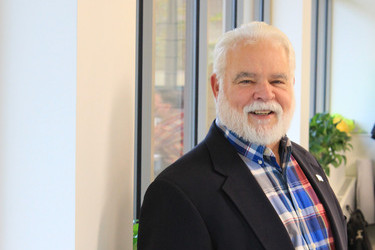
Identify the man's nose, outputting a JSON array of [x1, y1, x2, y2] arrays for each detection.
[[253, 81, 275, 101]]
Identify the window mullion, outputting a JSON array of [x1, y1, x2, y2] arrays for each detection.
[[196, 0, 209, 143], [223, 0, 236, 31], [139, 0, 155, 208], [184, 0, 199, 152]]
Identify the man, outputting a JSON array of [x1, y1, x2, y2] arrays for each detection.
[[138, 22, 347, 250]]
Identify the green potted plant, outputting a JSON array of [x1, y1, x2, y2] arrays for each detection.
[[309, 113, 354, 176]]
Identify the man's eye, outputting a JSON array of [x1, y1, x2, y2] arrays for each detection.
[[271, 80, 284, 84], [239, 80, 254, 84]]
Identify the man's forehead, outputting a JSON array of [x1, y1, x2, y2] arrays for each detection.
[[233, 71, 289, 80]]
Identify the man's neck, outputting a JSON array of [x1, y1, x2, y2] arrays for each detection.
[[267, 141, 281, 166]]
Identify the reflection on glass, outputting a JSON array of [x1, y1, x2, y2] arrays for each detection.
[[153, 0, 186, 176]]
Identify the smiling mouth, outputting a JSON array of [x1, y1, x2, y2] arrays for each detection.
[[250, 110, 274, 115]]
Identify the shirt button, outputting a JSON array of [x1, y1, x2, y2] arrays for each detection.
[[258, 160, 263, 165]]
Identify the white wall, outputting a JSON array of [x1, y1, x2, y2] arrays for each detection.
[[76, 0, 136, 249], [271, 0, 312, 149], [0, 0, 76, 249], [0, 0, 136, 249], [331, 0, 375, 135]]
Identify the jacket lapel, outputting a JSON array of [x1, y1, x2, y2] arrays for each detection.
[[204, 123, 294, 250], [292, 143, 347, 250]]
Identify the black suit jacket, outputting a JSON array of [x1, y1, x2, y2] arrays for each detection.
[[138, 122, 347, 250]]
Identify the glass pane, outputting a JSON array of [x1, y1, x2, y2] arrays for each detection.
[[206, 0, 224, 131], [237, 0, 255, 26], [153, 0, 186, 176]]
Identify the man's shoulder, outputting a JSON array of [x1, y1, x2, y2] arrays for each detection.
[[291, 141, 309, 155], [150, 140, 227, 202], [156, 123, 226, 180], [156, 141, 213, 181]]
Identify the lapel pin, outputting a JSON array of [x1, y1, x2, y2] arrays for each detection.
[[316, 174, 324, 182]]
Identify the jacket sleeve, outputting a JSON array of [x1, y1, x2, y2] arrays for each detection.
[[138, 179, 212, 250]]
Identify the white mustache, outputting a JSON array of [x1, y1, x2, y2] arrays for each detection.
[[243, 101, 282, 114]]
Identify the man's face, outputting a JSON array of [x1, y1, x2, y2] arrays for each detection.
[[211, 40, 295, 146]]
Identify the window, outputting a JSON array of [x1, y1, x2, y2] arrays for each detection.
[[153, 0, 186, 176], [310, 0, 332, 116], [135, 0, 270, 218]]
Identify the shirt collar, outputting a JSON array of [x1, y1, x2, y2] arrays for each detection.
[[215, 119, 292, 168]]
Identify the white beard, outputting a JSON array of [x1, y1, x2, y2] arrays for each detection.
[[216, 90, 294, 146]]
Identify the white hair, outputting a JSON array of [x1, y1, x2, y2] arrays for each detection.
[[212, 21, 295, 85]]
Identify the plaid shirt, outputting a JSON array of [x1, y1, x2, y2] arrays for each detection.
[[216, 120, 335, 250]]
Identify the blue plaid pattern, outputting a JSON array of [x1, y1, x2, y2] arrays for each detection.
[[216, 120, 335, 250]]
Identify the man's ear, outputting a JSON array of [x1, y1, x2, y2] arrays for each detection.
[[211, 74, 220, 100]]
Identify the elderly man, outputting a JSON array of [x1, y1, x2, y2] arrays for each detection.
[[138, 22, 347, 250]]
